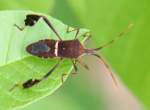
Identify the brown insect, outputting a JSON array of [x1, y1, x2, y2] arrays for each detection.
[[10, 14, 133, 91]]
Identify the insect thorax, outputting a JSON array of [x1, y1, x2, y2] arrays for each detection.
[[57, 39, 84, 58]]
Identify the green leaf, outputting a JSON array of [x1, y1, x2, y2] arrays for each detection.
[[67, 0, 150, 109], [0, 10, 89, 110], [0, 0, 55, 13]]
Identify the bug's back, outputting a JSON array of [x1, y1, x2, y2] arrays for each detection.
[[26, 39, 84, 59], [58, 39, 84, 58]]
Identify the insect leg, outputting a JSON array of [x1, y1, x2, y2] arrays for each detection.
[[14, 24, 25, 31], [61, 59, 89, 83], [82, 32, 92, 45], [76, 59, 89, 70], [71, 59, 78, 72], [15, 14, 62, 40], [66, 26, 79, 33], [66, 26, 80, 39], [61, 73, 67, 83], [61, 59, 78, 83], [66, 26, 92, 43], [10, 58, 63, 91], [42, 58, 63, 79], [40, 16, 62, 40], [23, 58, 63, 89], [24, 58, 63, 88], [13, 14, 41, 31], [25, 14, 62, 40]]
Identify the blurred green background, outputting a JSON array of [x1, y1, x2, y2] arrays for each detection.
[[0, 0, 150, 110]]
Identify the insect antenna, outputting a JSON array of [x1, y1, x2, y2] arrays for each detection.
[[93, 23, 133, 51], [91, 54, 117, 86], [83, 23, 133, 86]]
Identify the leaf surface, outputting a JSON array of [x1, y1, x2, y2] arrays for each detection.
[[67, 0, 150, 109], [0, 10, 89, 110]]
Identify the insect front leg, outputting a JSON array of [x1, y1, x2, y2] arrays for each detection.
[[66, 26, 92, 44], [14, 14, 41, 31], [66, 26, 80, 39]]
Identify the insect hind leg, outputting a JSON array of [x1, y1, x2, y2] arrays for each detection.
[[14, 14, 41, 31], [24, 14, 41, 26], [14, 14, 62, 40], [14, 24, 25, 31], [26, 14, 62, 40], [9, 58, 63, 91]]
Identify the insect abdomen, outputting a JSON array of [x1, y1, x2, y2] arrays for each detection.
[[26, 39, 56, 58]]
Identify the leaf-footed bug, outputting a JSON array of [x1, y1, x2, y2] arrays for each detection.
[[10, 14, 133, 91]]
